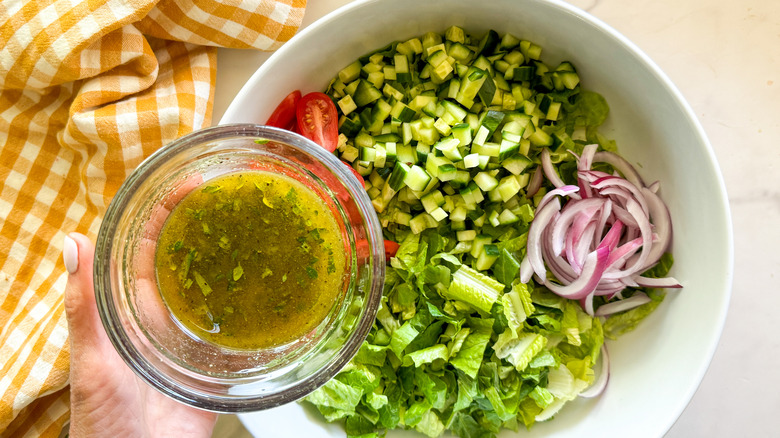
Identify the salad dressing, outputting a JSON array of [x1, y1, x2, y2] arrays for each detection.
[[155, 171, 346, 350]]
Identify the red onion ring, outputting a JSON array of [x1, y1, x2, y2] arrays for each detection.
[[527, 165, 543, 198]]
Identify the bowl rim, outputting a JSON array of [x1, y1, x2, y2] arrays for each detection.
[[221, 0, 734, 432]]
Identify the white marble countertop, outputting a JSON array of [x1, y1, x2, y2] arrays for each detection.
[[211, 0, 780, 435]]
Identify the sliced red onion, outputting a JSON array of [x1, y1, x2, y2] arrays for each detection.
[[578, 144, 598, 171], [634, 276, 682, 289], [619, 275, 640, 288], [519, 253, 534, 284], [581, 291, 596, 316], [527, 165, 543, 198], [536, 185, 580, 212], [525, 146, 680, 320], [545, 246, 610, 300], [578, 169, 613, 184], [579, 345, 610, 398], [594, 279, 629, 297], [648, 180, 661, 193], [526, 198, 562, 280], [592, 176, 649, 216], [595, 291, 652, 317], [571, 221, 598, 273], [640, 186, 673, 266], [598, 220, 624, 252], [592, 151, 645, 187], [541, 148, 566, 188], [551, 197, 604, 256], [594, 199, 613, 246], [577, 145, 599, 198], [610, 207, 639, 230], [544, 234, 578, 283], [600, 200, 652, 280]]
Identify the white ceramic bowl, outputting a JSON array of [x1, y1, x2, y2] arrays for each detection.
[[221, 0, 733, 436]]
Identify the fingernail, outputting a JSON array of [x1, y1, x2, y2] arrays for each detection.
[[63, 234, 79, 274]]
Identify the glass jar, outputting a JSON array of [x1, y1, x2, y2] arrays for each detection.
[[94, 124, 385, 412]]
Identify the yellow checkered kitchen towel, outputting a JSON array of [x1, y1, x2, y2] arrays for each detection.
[[0, 0, 306, 435]]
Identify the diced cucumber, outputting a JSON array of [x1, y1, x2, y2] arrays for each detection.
[[476, 30, 499, 56], [338, 60, 362, 83], [498, 208, 519, 225], [479, 110, 505, 137], [475, 244, 500, 271], [359, 146, 377, 162], [445, 25, 466, 43], [463, 153, 480, 168], [429, 207, 448, 222], [434, 137, 462, 161], [477, 74, 497, 106], [403, 165, 432, 191], [502, 155, 532, 175], [415, 143, 430, 163], [496, 175, 522, 202], [388, 161, 410, 190], [528, 128, 553, 147], [385, 142, 397, 162], [390, 101, 416, 122], [421, 190, 445, 213], [374, 144, 388, 168], [472, 125, 490, 146], [456, 229, 477, 241], [451, 123, 472, 147], [455, 67, 488, 108], [469, 235, 493, 258], [473, 172, 499, 192], [397, 144, 416, 164], [338, 95, 358, 116], [498, 139, 519, 161], [471, 142, 499, 157], [354, 79, 383, 107], [394, 54, 411, 83], [339, 114, 362, 137], [409, 212, 438, 234], [383, 83, 404, 101], [326, 28, 611, 275], [342, 145, 359, 163]]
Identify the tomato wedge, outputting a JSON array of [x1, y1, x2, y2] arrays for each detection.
[[296, 92, 339, 152], [384, 240, 399, 261], [266, 90, 301, 131], [355, 239, 399, 263]]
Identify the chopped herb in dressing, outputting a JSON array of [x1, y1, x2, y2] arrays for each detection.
[[155, 171, 347, 350]]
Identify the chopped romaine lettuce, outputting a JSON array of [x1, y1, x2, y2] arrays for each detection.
[[305, 229, 608, 437]]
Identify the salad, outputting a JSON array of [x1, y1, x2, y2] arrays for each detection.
[[265, 26, 680, 438]]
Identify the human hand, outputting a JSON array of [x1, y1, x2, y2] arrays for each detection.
[[63, 232, 217, 438]]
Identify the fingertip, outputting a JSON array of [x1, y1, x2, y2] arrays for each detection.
[[64, 233, 97, 326], [66, 232, 95, 263], [63, 234, 79, 274]]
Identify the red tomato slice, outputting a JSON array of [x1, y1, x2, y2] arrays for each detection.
[[296, 92, 339, 152], [355, 239, 399, 263], [266, 90, 301, 130], [384, 240, 400, 261]]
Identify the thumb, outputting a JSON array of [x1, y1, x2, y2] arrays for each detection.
[[63, 232, 108, 353]]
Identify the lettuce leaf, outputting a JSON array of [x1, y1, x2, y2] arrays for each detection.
[[445, 265, 504, 314]]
